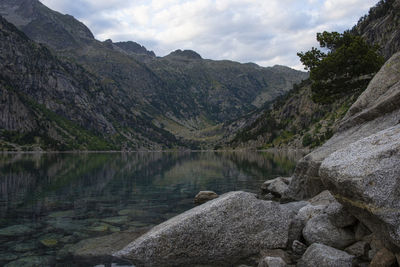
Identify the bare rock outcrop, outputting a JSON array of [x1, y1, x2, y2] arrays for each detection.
[[114, 192, 297, 267]]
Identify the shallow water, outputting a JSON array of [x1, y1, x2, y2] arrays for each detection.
[[0, 151, 304, 266]]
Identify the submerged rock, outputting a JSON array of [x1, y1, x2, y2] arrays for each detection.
[[0, 225, 34, 237], [298, 243, 354, 267], [68, 231, 143, 265], [4, 256, 55, 267], [114, 191, 297, 266], [194, 191, 219, 204], [101, 216, 129, 226]]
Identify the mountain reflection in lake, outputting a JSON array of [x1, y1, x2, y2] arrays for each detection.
[[0, 151, 304, 266]]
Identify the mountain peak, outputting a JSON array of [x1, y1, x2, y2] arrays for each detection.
[[0, 0, 94, 49], [113, 41, 156, 57], [167, 49, 202, 60]]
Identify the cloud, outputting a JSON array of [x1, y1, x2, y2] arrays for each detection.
[[40, 0, 379, 69]]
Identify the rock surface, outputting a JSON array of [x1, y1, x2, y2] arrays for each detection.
[[302, 214, 355, 249], [258, 256, 287, 267], [194, 191, 219, 204], [114, 191, 296, 266], [320, 125, 400, 249], [260, 177, 291, 199], [67, 231, 144, 265], [298, 243, 355, 267], [370, 248, 396, 267]]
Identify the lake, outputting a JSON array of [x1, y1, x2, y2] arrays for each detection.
[[0, 151, 304, 266]]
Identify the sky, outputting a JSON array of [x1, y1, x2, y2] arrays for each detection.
[[41, 0, 379, 70]]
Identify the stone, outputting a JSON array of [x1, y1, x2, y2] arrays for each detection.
[[87, 223, 109, 233], [307, 190, 336, 206], [320, 125, 400, 249], [0, 253, 18, 262], [258, 256, 287, 267], [370, 248, 396, 267], [292, 240, 307, 256], [117, 208, 155, 218], [355, 222, 372, 241], [261, 177, 292, 200], [325, 201, 356, 228], [0, 225, 34, 237], [298, 243, 355, 267], [12, 241, 37, 252], [4, 256, 55, 267], [260, 249, 291, 265], [303, 214, 355, 249], [47, 210, 75, 218], [39, 233, 63, 248], [101, 216, 129, 226], [344, 241, 369, 258], [194, 191, 219, 204], [68, 231, 143, 264], [281, 201, 308, 214], [114, 191, 297, 266]]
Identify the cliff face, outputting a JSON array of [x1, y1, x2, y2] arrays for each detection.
[[353, 0, 400, 60]]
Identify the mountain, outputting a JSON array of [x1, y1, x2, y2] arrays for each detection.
[[0, 16, 181, 151], [0, 0, 307, 150], [352, 0, 400, 60], [228, 0, 400, 150]]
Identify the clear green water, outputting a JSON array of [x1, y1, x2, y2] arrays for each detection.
[[0, 151, 303, 266]]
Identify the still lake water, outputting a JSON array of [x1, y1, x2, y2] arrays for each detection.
[[0, 151, 304, 266]]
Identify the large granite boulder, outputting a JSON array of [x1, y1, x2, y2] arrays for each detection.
[[298, 243, 355, 267], [194, 191, 219, 204], [320, 125, 400, 249], [114, 191, 297, 266], [283, 51, 400, 201], [302, 214, 355, 249]]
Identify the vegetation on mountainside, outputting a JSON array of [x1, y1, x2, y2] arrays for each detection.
[[230, 28, 385, 149], [297, 31, 384, 104], [355, 0, 396, 33]]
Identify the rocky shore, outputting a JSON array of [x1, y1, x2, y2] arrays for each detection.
[[83, 52, 400, 266]]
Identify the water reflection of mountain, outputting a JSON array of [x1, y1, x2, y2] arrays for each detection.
[[0, 151, 302, 220]]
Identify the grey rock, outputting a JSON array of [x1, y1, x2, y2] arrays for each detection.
[[281, 201, 308, 214], [194, 191, 219, 205], [355, 222, 372, 241], [344, 241, 370, 258], [68, 231, 143, 263], [260, 249, 292, 265], [320, 125, 400, 249], [0, 224, 34, 237], [303, 214, 355, 249], [261, 177, 291, 199], [326, 201, 356, 228], [292, 240, 307, 256], [4, 256, 55, 267], [258, 256, 287, 267], [298, 243, 355, 267], [114, 191, 296, 266]]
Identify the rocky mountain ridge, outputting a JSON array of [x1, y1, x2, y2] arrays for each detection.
[[0, 0, 307, 150]]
